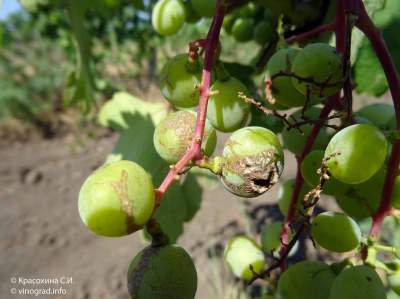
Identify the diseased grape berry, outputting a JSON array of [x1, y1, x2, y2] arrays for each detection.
[[191, 0, 216, 18], [207, 77, 251, 132], [153, 110, 217, 164], [281, 107, 331, 156], [266, 48, 320, 108], [328, 266, 386, 299], [300, 150, 348, 195], [356, 103, 395, 130], [159, 54, 202, 108], [292, 43, 342, 98], [311, 212, 361, 252], [278, 261, 337, 299], [78, 160, 155, 237], [325, 124, 388, 184], [221, 126, 284, 198], [231, 18, 254, 42], [254, 21, 274, 45], [277, 178, 310, 217], [152, 0, 186, 36], [128, 244, 197, 299], [224, 236, 266, 281]]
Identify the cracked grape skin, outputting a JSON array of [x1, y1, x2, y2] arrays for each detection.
[[128, 244, 197, 299], [311, 212, 361, 253], [78, 160, 155, 237], [325, 124, 388, 184], [224, 236, 266, 281], [153, 110, 217, 164], [151, 0, 186, 36], [221, 126, 284, 198], [159, 54, 202, 108]]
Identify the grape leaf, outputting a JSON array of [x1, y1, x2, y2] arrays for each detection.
[[98, 92, 204, 242], [354, 0, 400, 96]]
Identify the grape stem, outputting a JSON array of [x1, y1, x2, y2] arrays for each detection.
[[286, 22, 336, 44], [155, 2, 226, 204]]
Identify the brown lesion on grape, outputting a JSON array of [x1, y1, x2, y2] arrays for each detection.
[[222, 150, 283, 197], [110, 170, 140, 233]]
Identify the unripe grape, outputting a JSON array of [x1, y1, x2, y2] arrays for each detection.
[[78, 160, 155, 237], [231, 18, 254, 43], [311, 212, 361, 252], [191, 0, 216, 18], [281, 107, 331, 156], [207, 77, 251, 132], [325, 124, 388, 184], [292, 43, 342, 98], [260, 221, 297, 256], [277, 179, 310, 217], [356, 103, 395, 130], [388, 271, 400, 295], [159, 54, 202, 108], [224, 236, 266, 281], [278, 261, 337, 299], [221, 127, 284, 198], [222, 14, 236, 34], [300, 150, 348, 195], [328, 266, 386, 299], [387, 115, 397, 130], [266, 48, 320, 108], [128, 244, 197, 299], [254, 21, 274, 45], [152, 0, 186, 36], [153, 111, 217, 164]]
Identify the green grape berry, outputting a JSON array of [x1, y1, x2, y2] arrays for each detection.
[[153, 110, 216, 164], [325, 124, 388, 184], [152, 0, 186, 36], [281, 107, 331, 156], [356, 103, 395, 130], [128, 244, 197, 299], [221, 126, 284, 198], [231, 18, 254, 43], [300, 150, 348, 195], [278, 261, 337, 299], [266, 48, 318, 108], [277, 178, 310, 217], [224, 236, 266, 281], [254, 21, 274, 45], [261, 221, 296, 255], [388, 271, 400, 295], [159, 54, 202, 108], [78, 160, 155, 237], [311, 212, 361, 252], [191, 0, 216, 18], [207, 77, 251, 132], [292, 43, 342, 98], [328, 266, 386, 299]]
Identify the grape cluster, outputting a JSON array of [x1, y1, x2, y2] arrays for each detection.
[[77, 1, 400, 298]]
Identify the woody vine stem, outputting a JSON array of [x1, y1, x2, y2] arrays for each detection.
[[153, 0, 400, 280]]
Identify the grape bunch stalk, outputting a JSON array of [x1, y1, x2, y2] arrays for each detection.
[[77, 0, 400, 298]]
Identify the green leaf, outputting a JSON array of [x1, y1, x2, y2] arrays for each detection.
[[98, 92, 205, 242]]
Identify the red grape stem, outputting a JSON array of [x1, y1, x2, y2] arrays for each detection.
[[286, 22, 336, 44], [154, 2, 226, 205], [355, 1, 400, 238]]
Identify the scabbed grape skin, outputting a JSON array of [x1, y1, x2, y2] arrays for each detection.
[[328, 266, 386, 299], [278, 261, 337, 299], [152, 0, 186, 36], [221, 126, 284, 198], [325, 124, 388, 184], [153, 110, 216, 164], [224, 236, 266, 281], [311, 212, 361, 252], [78, 160, 155, 237], [292, 43, 342, 98], [159, 54, 201, 108], [266, 48, 316, 108], [128, 245, 197, 299], [207, 77, 251, 133]]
